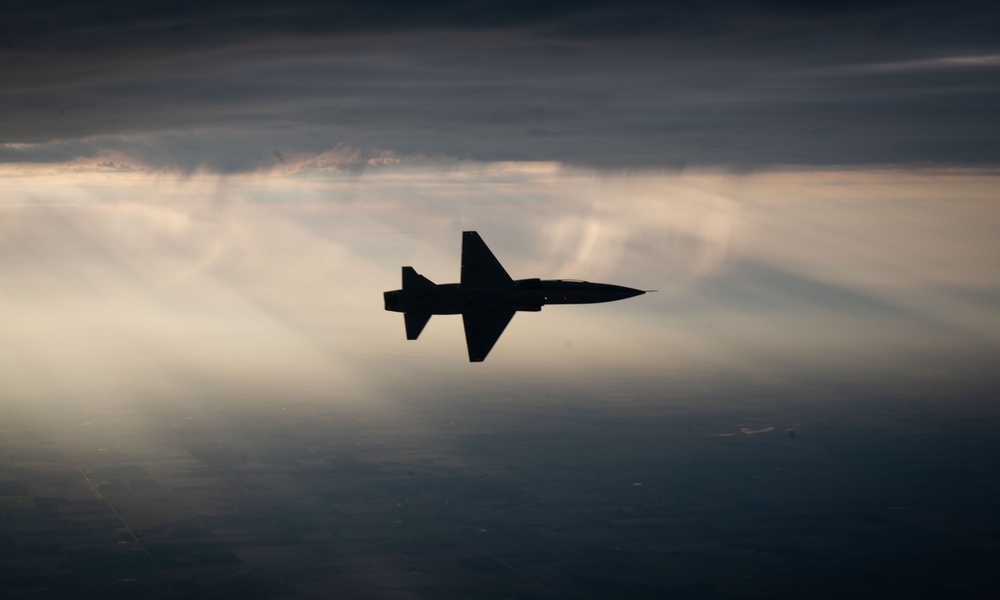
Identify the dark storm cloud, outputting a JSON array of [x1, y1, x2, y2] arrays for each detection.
[[5, 1, 998, 49], [2, 1, 999, 171]]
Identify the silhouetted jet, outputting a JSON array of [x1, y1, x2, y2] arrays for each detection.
[[384, 231, 646, 362]]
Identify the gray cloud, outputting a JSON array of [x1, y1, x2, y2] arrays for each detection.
[[2, 2, 999, 171], [5, 2, 998, 50]]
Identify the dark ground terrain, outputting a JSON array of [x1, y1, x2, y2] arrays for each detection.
[[2, 376, 999, 599]]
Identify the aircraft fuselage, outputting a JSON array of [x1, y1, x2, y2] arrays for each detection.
[[384, 279, 644, 315]]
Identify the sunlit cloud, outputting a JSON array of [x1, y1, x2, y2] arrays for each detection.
[[3, 163, 998, 412]]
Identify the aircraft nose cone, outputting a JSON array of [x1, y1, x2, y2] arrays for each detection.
[[606, 285, 645, 300], [620, 286, 645, 299]]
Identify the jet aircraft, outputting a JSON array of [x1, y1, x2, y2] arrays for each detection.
[[384, 231, 646, 362]]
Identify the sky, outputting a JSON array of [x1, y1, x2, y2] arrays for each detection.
[[3, 3, 1000, 598], [3, 1, 1000, 171], [2, 2, 1000, 406]]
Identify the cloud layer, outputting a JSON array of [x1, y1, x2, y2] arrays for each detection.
[[3, 166, 998, 406], [3, 1, 999, 171]]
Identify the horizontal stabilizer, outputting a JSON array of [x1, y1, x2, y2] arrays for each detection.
[[405, 313, 432, 340], [403, 266, 435, 290]]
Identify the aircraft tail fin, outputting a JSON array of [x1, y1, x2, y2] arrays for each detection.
[[402, 266, 435, 290], [461, 231, 513, 288], [405, 312, 432, 340]]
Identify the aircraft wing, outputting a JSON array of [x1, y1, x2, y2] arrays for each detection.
[[463, 310, 515, 362], [461, 231, 513, 288]]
